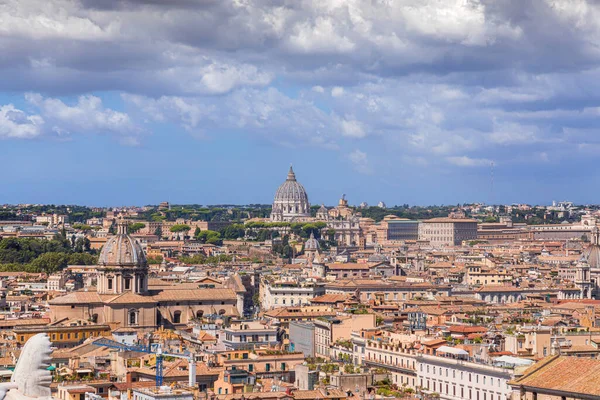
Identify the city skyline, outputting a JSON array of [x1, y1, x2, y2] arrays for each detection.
[[4, 1, 600, 205]]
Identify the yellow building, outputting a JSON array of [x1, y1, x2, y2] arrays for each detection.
[[14, 318, 112, 348]]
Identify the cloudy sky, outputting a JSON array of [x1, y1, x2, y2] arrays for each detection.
[[3, 0, 600, 206]]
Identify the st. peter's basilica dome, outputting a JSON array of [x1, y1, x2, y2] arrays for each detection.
[[270, 165, 310, 221]]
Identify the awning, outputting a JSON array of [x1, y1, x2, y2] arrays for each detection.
[[76, 369, 93, 374], [437, 346, 469, 356], [493, 356, 534, 367]]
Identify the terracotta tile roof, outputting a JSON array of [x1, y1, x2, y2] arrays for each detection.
[[105, 292, 157, 305], [448, 325, 487, 334], [112, 381, 155, 391], [152, 288, 236, 301], [310, 294, 349, 303], [512, 356, 600, 395], [0, 318, 50, 327], [48, 291, 103, 305]]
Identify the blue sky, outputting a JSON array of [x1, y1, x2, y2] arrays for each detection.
[[3, 0, 600, 206]]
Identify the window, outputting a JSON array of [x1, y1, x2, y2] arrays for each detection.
[[129, 310, 138, 325], [107, 279, 113, 290], [265, 363, 271, 372], [125, 278, 131, 290], [173, 311, 182, 324]]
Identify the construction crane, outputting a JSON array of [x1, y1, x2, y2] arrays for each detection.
[[92, 337, 196, 387]]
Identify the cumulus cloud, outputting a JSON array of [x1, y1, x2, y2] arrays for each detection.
[[0, 105, 43, 139], [1, 0, 600, 166], [0, 93, 140, 144]]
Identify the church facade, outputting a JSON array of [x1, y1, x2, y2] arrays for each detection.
[[49, 219, 242, 330]]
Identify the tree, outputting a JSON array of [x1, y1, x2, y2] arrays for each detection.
[[30, 252, 69, 273], [128, 222, 146, 234], [147, 255, 164, 264], [220, 224, 245, 240], [154, 226, 162, 238], [196, 230, 222, 245], [74, 237, 85, 253], [83, 237, 91, 252], [169, 224, 191, 233]]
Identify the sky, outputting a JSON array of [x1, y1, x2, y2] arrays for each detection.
[[3, 0, 600, 207]]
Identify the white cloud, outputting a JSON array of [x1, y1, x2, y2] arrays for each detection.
[[348, 149, 372, 174], [3, 0, 600, 169], [0, 104, 43, 139], [331, 86, 345, 97], [0, 93, 141, 143], [25, 93, 139, 140], [339, 117, 366, 138], [446, 156, 493, 167]]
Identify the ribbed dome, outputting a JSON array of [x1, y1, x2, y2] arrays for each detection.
[[583, 227, 600, 269], [305, 232, 320, 251], [270, 165, 310, 221], [98, 219, 147, 267], [274, 167, 309, 203]]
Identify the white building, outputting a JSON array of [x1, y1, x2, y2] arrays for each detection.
[[416, 352, 515, 400], [261, 280, 325, 310], [222, 321, 279, 350], [131, 387, 193, 400], [419, 217, 478, 247]]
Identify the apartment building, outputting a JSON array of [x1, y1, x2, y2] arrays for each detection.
[[222, 321, 279, 350], [417, 353, 514, 400], [364, 339, 418, 388], [314, 314, 376, 359], [261, 280, 325, 310]]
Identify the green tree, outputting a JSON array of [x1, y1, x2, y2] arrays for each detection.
[[128, 222, 146, 233], [196, 230, 222, 245], [147, 255, 164, 264], [30, 252, 69, 273], [169, 224, 191, 233]]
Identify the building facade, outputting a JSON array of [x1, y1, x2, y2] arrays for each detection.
[[419, 217, 478, 246]]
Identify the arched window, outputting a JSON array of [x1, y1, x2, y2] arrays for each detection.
[[219, 309, 226, 315], [173, 311, 181, 324], [128, 309, 138, 326], [91, 314, 98, 323], [196, 310, 204, 319]]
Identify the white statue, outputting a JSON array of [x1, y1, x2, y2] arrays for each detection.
[[0, 334, 54, 400]]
